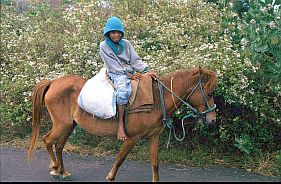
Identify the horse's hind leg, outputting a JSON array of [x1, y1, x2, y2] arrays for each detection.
[[106, 137, 139, 181], [54, 122, 76, 180], [149, 135, 160, 182], [43, 121, 75, 179], [43, 128, 60, 176]]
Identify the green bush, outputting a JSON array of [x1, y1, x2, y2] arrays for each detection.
[[241, 0, 281, 82], [216, 0, 280, 154], [0, 0, 280, 175]]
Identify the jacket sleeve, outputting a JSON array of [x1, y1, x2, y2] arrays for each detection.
[[99, 42, 127, 75], [127, 41, 149, 73]]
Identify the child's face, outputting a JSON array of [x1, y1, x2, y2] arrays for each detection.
[[109, 31, 122, 43]]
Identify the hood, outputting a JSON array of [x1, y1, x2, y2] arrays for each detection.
[[103, 16, 125, 38]]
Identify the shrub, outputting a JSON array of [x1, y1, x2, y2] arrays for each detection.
[[215, 0, 281, 153], [0, 0, 280, 163]]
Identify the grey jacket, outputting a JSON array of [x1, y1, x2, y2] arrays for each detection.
[[99, 39, 149, 75]]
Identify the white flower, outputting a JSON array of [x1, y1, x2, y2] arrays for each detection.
[[224, 29, 228, 34], [269, 21, 277, 29], [261, 7, 268, 13], [250, 19, 256, 24], [231, 12, 237, 17], [267, 4, 273, 9], [274, 4, 280, 12], [241, 38, 248, 46], [249, 89, 254, 95]]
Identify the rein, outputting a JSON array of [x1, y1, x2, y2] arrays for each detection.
[[156, 77, 216, 148]]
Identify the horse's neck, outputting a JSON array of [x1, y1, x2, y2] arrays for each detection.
[[159, 70, 197, 116]]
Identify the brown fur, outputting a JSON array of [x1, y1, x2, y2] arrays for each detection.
[[28, 66, 217, 181]]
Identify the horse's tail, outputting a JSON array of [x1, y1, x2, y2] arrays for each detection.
[[28, 80, 51, 161]]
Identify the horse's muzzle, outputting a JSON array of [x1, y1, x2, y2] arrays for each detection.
[[205, 112, 216, 125]]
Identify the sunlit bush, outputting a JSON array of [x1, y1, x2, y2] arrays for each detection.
[[0, 0, 280, 155], [218, 0, 280, 153]]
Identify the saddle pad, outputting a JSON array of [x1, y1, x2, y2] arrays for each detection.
[[127, 73, 154, 113]]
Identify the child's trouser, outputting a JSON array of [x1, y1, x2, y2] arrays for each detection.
[[108, 72, 132, 105]]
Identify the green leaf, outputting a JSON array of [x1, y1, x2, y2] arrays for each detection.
[[267, 64, 281, 75], [254, 44, 268, 52], [271, 36, 279, 45], [241, 49, 251, 58], [234, 143, 250, 154]]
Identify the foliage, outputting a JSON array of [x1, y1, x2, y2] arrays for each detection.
[[234, 134, 255, 154], [213, 0, 281, 154], [240, 0, 281, 82], [0, 0, 280, 176]]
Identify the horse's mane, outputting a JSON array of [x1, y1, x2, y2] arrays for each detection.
[[159, 67, 217, 92]]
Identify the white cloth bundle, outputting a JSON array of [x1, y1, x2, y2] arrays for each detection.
[[77, 68, 116, 119]]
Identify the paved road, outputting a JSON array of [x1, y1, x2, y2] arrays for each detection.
[[0, 147, 280, 182]]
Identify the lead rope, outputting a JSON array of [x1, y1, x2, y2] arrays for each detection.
[[170, 77, 186, 141], [158, 80, 189, 148], [156, 77, 217, 148]]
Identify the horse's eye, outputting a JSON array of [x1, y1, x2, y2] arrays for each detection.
[[207, 93, 213, 97]]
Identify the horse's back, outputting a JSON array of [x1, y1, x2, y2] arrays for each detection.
[[44, 75, 87, 106]]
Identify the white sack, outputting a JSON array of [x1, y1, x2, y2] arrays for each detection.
[[77, 67, 116, 119]]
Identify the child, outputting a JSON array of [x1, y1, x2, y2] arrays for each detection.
[[99, 16, 157, 141]]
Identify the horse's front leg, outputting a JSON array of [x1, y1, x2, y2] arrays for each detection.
[[149, 135, 160, 182], [106, 137, 139, 181]]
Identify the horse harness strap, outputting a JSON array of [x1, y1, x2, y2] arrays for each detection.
[[157, 81, 173, 129], [156, 78, 199, 117]]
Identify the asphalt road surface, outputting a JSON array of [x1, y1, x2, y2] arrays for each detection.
[[0, 147, 280, 182]]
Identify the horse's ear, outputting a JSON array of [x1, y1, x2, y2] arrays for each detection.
[[199, 66, 208, 82]]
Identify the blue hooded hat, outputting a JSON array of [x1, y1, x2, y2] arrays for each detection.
[[103, 16, 125, 36], [103, 16, 125, 55]]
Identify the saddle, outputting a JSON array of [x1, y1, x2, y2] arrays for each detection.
[[78, 68, 154, 119], [126, 73, 154, 113]]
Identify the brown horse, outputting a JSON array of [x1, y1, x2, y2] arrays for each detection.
[[28, 66, 217, 182]]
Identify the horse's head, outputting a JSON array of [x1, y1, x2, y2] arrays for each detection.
[[186, 66, 217, 125]]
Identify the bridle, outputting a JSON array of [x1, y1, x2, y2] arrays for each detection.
[[157, 76, 216, 125], [156, 75, 216, 147], [184, 76, 217, 119]]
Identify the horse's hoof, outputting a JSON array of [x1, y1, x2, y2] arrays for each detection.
[[50, 170, 60, 180], [106, 175, 115, 182], [62, 171, 74, 181], [62, 175, 74, 181]]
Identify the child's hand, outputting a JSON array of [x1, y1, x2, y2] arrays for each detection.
[[127, 72, 142, 80], [148, 71, 159, 80], [133, 72, 142, 80]]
